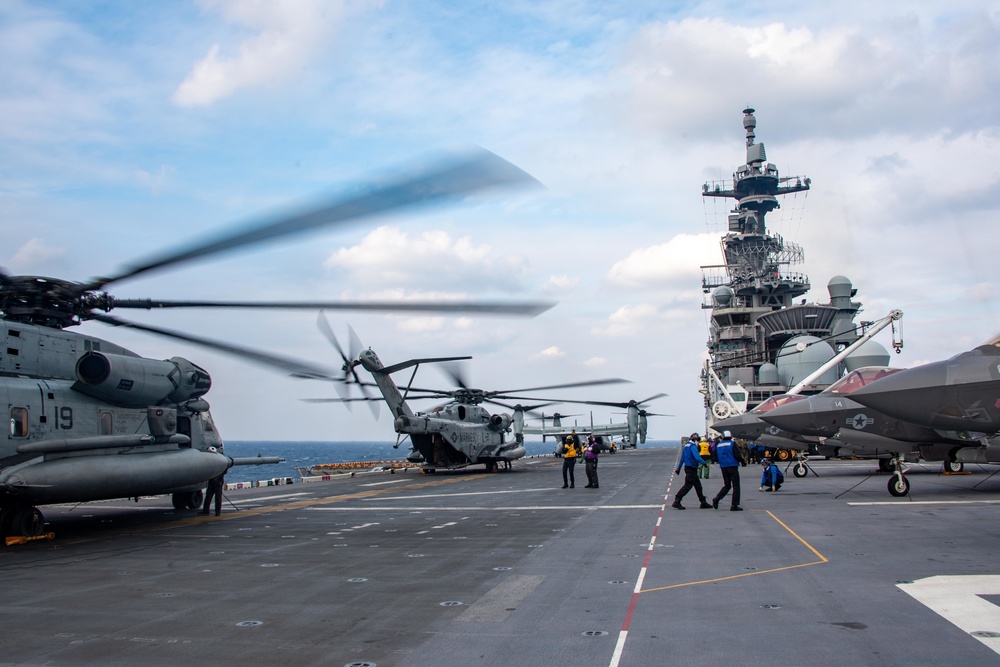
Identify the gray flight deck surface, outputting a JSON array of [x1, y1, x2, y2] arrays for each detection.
[[3, 449, 1000, 666]]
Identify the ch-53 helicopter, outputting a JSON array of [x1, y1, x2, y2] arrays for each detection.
[[308, 323, 628, 473], [0, 149, 550, 537]]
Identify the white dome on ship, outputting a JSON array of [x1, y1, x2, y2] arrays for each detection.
[[828, 275, 853, 299], [758, 362, 779, 385], [712, 286, 735, 307], [776, 335, 837, 386], [844, 339, 890, 372]]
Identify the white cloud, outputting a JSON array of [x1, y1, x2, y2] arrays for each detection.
[[134, 165, 175, 195], [584, 356, 607, 366], [605, 233, 719, 290], [8, 238, 66, 272], [537, 346, 565, 358], [541, 275, 580, 293], [325, 225, 529, 292], [173, 0, 375, 107]]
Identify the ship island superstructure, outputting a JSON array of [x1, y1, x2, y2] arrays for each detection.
[[699, 108, 882, 433]]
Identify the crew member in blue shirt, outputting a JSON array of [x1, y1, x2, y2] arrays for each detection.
[[711, 430, 745, 511], [759, 458, 784, 492], [672, 433, 712, 510]]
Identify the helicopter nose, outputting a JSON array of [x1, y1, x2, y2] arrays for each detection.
[[759, 398, 827, 436], [849, 361, 950, 426]]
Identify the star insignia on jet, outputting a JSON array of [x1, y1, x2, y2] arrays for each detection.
[[849, 413, 874, 430]]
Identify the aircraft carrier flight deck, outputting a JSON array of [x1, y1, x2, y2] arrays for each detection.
[[3, 448, 1000, 666]]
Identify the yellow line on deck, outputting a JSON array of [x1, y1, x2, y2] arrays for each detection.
[[640, 509, 828, 593]]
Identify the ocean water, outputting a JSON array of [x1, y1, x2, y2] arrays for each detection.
[[223, 440, 680, 483]]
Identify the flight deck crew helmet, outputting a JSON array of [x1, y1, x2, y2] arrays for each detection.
[[761, 458, 770, 466], [723, 430, 732, 438]]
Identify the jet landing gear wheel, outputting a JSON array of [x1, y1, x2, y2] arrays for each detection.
[[888, 475, 910, 497], [11, 507, 44, 537], [944, 459, 964, 473], [172, 489, 205, 510], [793, 464, 808, 478]]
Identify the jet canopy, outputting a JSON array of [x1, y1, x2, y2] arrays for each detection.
[[823, 367, 905, 395]]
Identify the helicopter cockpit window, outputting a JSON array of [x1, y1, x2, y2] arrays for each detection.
[[10, 407, 28, 437]]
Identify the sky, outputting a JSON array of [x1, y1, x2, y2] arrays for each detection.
[[1, 0, 998, 441]]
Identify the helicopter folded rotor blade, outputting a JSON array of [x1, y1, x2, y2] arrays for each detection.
[[91, 313, 336, 380], [86, 148, 539, 291], [111, 299, 554, 317]]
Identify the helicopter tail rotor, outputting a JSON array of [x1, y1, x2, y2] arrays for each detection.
[[316, 313, 380, 420]]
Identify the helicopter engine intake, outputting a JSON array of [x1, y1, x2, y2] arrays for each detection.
[[488, 413, 512, 432], [74, 352, 212, 408]]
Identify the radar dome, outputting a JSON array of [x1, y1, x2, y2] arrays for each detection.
[[844, 339, 890, 372], [758, 363, 779, 385], [712, 286, 735, 307], [828, 275, 853, 299], [776, 335, 837, 386]]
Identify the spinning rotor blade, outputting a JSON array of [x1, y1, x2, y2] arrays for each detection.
[[439, 360, 469, 389], [487, 377, 630, 398], [316, 312, 353, 406], [483, 399, 559, 413], [314, 315, 380, 419], [91, 313, 335, 380], [580, 392, 668, 408], [111, 298, 553, 317], [86, 148, 539, 291], [346, 325, 380, 419]]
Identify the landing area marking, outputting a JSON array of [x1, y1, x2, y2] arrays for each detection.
[[151, 476, 475, 530], [899, 575, 1000, 657], [640, 510, 828, 593], [848, 500, 1000, 506], [307, 504, 660, 511], [363, 488, 554, 500]]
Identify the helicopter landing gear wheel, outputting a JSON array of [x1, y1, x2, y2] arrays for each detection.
[[793, 464, 808, 478], [888, 475, 910, 497], [485, 461, 498, 473], [11, 507, 44, 537], [172, 490, 205, 511]]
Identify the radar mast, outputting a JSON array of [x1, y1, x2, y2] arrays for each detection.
[[700, 109, 864, 429]]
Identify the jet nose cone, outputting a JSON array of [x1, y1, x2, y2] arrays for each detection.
[[850, 361, 948, 425], [758, 399, 819, 435], [713, 412, 763, 439]]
